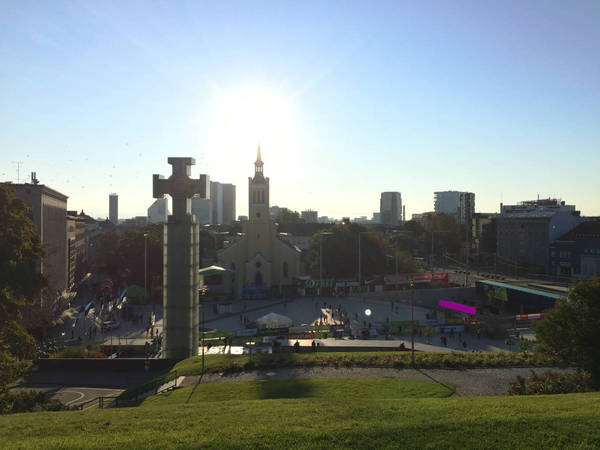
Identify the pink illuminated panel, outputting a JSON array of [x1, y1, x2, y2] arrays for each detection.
[[439, 299, 476, 315]]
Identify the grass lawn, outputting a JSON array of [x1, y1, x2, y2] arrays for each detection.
[[140, 378, 455, 406], [165, 350, 555, 378], [1, 391, 599, 448]]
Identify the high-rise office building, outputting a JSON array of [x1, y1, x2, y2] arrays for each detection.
[[148, 198, 169, 224], [380, 192, 402, 226], [191, 195, 212, 225], [434, 191, 475, 226], [210, 182, 223, 225], [301, 210, 318, 223], [221, 183, 236, 225], [3, 180, 68, 297], [109, 193, 118, 224], [210, 181, 236, 225]]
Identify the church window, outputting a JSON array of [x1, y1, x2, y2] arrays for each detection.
[[283, 261, 289, 278], [255, 271, 263, 286], [256, 212, 261, 218], [256, 261, 262, 268]]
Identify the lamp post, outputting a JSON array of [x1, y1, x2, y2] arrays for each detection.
[[319, 232, 333, 296], [430, 230, 450, 275], [410, 279, 415, 365], [143, 233, 150, 311]]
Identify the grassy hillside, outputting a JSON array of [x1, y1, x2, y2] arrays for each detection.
[[1, 379, 599, 449]]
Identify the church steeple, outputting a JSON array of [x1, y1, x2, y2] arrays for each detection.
[[255, 143, 264, 174]]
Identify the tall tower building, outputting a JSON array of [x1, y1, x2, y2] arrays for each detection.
[[210, 182, 223, 225], [380, 192, 402, 226], [147, 198, 169, 224], [109, 193, 118, 224], [221, 183, 236, 225], [434, 191, 475, 226]]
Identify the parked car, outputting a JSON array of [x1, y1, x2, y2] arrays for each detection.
[[102, 321, 120, 330]]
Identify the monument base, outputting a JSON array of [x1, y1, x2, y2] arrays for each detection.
[[162, 216, 199, 359]]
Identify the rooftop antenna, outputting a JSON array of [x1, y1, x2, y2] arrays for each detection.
[[11, 161, 23, 183]]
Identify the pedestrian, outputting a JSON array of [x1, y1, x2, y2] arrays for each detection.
[[311, 340, 316, 352], [462, 340, 467, 349], [477, 329, 481, 340]]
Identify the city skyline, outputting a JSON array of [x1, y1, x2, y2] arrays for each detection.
[[1, 1, 599, 219]]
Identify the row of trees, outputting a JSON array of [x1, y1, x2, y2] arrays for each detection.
[[304, 223, 420, 279], [91, 226, 218, 298], [0, 185, 46, 392]]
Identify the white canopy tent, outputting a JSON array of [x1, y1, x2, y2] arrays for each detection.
[[255, 312, 293, 329]]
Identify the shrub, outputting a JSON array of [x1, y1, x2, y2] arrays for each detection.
[[55, 346, 106, 358], [508, 370, 591, 395], [0, 390, 71, 414]]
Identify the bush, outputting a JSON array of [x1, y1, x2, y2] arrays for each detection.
[[0, 390, 71, 414], [55, 346, 106, 358], [508, 370, 591, 395]]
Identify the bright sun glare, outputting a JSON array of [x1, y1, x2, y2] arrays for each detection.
[[209, 86, 299, 167]]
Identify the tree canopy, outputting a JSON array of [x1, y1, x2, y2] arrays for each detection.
[[0, 185, 45, 392], [305, 224, 419, 279], [534, 277, 600, 386]]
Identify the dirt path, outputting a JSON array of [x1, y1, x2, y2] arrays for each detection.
[[179, 367, 573, 397]]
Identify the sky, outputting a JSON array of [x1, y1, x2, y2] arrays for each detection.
[[1, 0, 599, 220]]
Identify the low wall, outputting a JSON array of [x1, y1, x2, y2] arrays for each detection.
[[36, 358, 179, 372]]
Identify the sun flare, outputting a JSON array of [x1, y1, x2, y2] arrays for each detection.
[[209, 85, 299, 164]]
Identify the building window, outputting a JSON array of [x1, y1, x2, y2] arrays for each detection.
[[256, 261, 261, 268], [256, 212, 261, 218]]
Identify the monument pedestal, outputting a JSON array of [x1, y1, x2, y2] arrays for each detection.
[[163, 216, 199, 359]]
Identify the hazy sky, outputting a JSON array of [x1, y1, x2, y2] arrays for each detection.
[[1, 1, 599, 220]]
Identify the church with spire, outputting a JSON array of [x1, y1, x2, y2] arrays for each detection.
[[217, 145, 302, 296]]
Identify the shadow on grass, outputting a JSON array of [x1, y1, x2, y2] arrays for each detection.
[[415, 368, 456, 396], [255, 379, 316, 400]]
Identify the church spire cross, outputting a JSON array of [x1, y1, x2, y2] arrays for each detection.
[[153, 157, 209, 220]]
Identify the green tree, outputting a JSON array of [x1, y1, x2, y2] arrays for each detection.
[[534, 278, 600, 386], [0, 185, 45, 392], [91, 225, 163, 293], [306, 224, 415, 279], [275, 208, 304, 224]]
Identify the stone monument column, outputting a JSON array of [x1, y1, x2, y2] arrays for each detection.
[[153, 158, 209, 359]]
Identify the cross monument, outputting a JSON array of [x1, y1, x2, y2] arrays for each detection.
[[153, 157, 209, 359]]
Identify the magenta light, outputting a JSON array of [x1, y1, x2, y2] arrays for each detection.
[[439, 299, 476, 315]]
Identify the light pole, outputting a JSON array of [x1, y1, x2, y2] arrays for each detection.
[[143, 233, 150, 310], [410, 280, 415, 365], [319, 232, 333, 296], [430, 230, 450, 275]]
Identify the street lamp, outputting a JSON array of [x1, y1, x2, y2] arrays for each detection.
[[430, 230, 450, 275], [143, 233, 150, 311], [319, 232, 333, 296], [409, 279, 415, 365]]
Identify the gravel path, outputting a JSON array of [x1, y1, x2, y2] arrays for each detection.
[[179, 367, 573, 397]]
